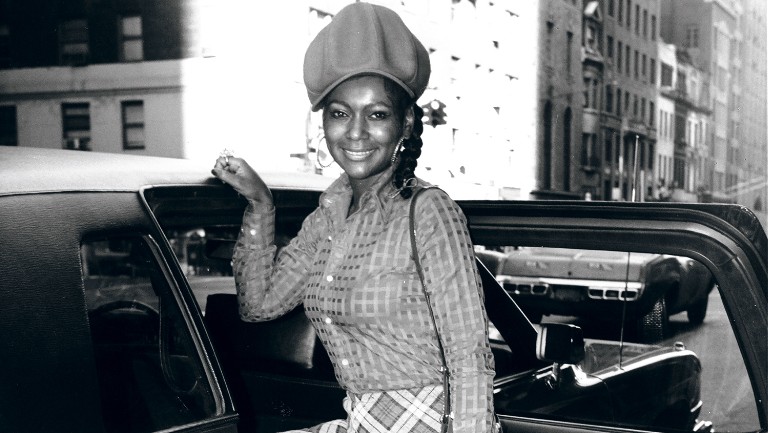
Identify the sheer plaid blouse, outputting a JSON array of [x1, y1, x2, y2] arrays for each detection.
[[232, 170, 496, 432]]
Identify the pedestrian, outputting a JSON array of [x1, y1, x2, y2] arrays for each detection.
[[211, 3, 498, 432]]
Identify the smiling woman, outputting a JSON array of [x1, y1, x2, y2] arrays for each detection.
[[210, 2, 498, 433], [320, 75, 414, 208]]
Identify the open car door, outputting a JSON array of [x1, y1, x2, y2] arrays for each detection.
[[461, 199, 767, 433]]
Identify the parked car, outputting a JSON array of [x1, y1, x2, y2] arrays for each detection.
[[476, 246, 715, 341], [1, 146, 766, 433]]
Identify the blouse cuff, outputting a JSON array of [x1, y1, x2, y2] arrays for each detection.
[[239, 202, 276, 249]]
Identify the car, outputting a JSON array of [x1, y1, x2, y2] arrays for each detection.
[[1, 146, 766, 433], [477, 246, 715, 342]]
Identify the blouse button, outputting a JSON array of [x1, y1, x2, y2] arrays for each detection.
[[324, 317, 332, 324], [341, 359, 349, 367], [249, 229, 257, 236], [326, 275, 334, 282], [328, 235, 333, 241]]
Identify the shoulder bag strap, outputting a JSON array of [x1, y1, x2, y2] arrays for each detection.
[[409, 186, 452, 432]]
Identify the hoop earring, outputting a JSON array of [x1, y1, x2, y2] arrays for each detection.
[[391, 137, 405, 166], [316, 136, 333, 168]]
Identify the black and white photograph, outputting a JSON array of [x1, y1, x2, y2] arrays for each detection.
[[0, 1, 766, 432]]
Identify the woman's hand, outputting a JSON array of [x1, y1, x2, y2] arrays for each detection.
[[211, 154, 273, 206]]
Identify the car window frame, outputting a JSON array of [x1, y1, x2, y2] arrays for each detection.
[[79, 227, 230, 428], [460, 199, 768, 430]]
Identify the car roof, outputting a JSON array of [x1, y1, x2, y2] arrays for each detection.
[[0, 146, 333, 196]]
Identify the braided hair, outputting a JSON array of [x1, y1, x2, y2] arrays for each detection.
[[382, 79, 424, 199], [392, 104, 424, 199]]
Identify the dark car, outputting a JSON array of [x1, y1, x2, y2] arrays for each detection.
[[477, 246, 715, 341], [1, 147, 766, 433]]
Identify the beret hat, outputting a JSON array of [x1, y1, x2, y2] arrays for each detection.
[[303, 2, 431, 111]]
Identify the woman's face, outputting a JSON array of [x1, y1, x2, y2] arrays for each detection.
[[322, 75, 413, 187]]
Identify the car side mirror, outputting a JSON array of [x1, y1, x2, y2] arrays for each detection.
[[536, 323, 585, 389], [536, 323, 585, 364]]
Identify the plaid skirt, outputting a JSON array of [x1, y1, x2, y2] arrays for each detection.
[[283, 384, 445, 433]]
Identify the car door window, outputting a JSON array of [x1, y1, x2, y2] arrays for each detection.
[[476, 244, 760, 432], [81, 234, 217, 432], [165, 224, 293, 312]]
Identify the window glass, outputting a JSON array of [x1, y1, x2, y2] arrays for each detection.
[[475, 244, 759, 432], [0, 23, 10, 68], [59, 19, 89, 65], [0, 105, 17, 146], [165, 224, 295, 312], [62, 102, 91, 151], [120, 16, 144, 61], [81, 234, 217, 432], [122, 100, 145, 150]]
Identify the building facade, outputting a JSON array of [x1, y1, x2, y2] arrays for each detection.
[[0, 0, 764, 218], [535, 0, 585, 200], [731, 0, 767, 224], [596, 0, 661, 201], [0, 0, 540, 199], [659, 0, 766, 227], [660, 0, 738, 200], [654, 41, 677, 199]]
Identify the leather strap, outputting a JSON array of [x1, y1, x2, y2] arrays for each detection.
[[409, 186, 452, 432]]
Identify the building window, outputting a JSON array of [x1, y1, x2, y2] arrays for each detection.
[[608, 0, 614, 16], [0, 24, 10, 68], [122, 100, 145, 150], [661, 62, 673, 86], [651, 15, 657, 40], [120, 16, 143, 62], [585, 24, 598, 52], [649, 101, 655, 126], [62, 103, 91, 151], [641, 53, 647, 79], [59, 19, 89, 66], [617, 41, 623, 72], [625, 45, 630, 76], [542, 101, 553, 190], [0, 105, 17, 146], [642, 9, 648, 38], [626, 0, 632, 27], [647, 142, 654, 170], [566, 31, 573, 73], [634, 50, 639, 79], [633, 94, 638, 117], [563, 108, 572, 191], [616, 89, 622, 116], [618, 0, 623, 25], [584, 78, 599, 110], [686, 26, 699, 48], [606, 36, 614, 59], [584, 78, 591, 108], [635, 5, 640, 35], [625, 90, 631, 114], [546, 22, 554, 64], [605, 85, 613, 112], [650, 58, 656, 84], [677, 71, 687, 93]]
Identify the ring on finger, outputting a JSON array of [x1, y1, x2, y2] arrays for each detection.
[[219, 148, 235, 164]]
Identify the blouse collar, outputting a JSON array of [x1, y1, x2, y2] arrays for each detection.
[[319, 166, 405, 226]]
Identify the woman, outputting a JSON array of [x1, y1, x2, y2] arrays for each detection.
[[212, 3, 497, 432]]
